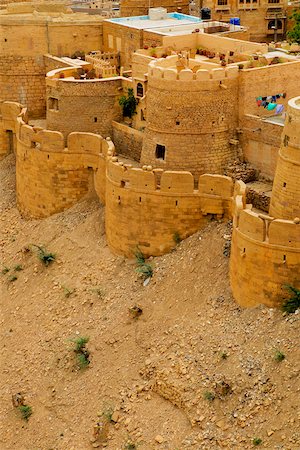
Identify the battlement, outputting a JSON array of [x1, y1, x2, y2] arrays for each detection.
[[106, 156, 233, 198], [148, 57, 239, 82], [230, 179, 300, 308]]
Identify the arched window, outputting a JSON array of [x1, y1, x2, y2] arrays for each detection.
[[137, 83, 144, 98]]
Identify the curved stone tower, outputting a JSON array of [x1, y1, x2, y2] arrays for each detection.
[[230, 96, 300, 308], [120, 0, 190, 16], [140, 57, 239, 178], [269, 96, 300, 220]]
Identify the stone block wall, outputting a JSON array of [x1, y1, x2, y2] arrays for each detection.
[[46, 69, 123, 140], [230, 194, 300, 308], [0, 56, 46, 118], [120, 0, 190, 16], [269, 96, 300, 220], [0, 11, 103, 117], [14, 109, 109, 218], [112, 121, 143, 161], [105, 159, 233, 256]]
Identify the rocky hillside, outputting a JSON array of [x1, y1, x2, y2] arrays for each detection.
[[0, 154, 299, 450]]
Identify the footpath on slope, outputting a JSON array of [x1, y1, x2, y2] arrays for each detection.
[[0, 154, 299, 450]]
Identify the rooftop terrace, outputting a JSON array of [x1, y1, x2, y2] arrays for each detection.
[[107, 12, 201, 30]]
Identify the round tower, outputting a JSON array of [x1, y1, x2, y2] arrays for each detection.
[[269, 96, 300, 220], [140, 57, 240, 178], [120, 0, 190, 17]]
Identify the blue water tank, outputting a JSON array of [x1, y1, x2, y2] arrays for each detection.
[[230, 17, 241, 25]]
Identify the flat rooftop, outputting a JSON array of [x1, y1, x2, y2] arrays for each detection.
[[107, 12, 201, 30]]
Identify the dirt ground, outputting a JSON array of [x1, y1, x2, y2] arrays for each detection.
[[0, 154, 299, 450]]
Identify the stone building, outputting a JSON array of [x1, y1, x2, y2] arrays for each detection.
[[0, 1, 103, 117], [201, 0, 291, 42], [120, 0, 190, 16]]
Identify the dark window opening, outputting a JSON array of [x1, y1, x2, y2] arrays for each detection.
[[268, 19, 282, 30], [283, 254, 286, 262], [156, 144, 166, 160], [4, 38, 7, 42], [94, 117, 97, 123], [49, 97, 59, 111], [283, 135, 290, 146], [137, 82, 144, 98], [6, 130, 14, 154], [283, 182, 286, 187], [176, 120, 180, 125]]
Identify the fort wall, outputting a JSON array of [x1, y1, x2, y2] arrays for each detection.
[[105, 159, 234, 256], [241, 115, 282, 179], [1, 100, 234, 257], [230, 191, 300, 307], [11, 106, 110, 218], [141, 60, 240, 177], [112, 121, 143, 161]]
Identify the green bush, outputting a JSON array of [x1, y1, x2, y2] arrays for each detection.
[[119, 88, 137, 119], [134, 247, 153, 280], [281, 285, 300, 313], [32, 245, 56, 266], [287, 10, 300, 44], [18, 405, 32, 421], [71, 336, 90, 370]]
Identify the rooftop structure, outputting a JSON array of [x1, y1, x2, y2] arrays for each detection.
[[120, 0, 190, 16]]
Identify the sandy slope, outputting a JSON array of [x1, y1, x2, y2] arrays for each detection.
[[0, 154, 299, 450]]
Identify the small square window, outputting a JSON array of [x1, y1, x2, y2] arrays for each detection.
[[155, 144, 165, 160], [49, 97, 59, 111]]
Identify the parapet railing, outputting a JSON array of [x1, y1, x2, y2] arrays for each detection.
[[233, 181, 300, 250]]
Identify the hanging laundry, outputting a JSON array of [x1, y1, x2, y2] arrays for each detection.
[[262, 100, 267, 108], [271, 95, 277, 102], [267, 103, 277, 111], [256, 99, 262, 106], [266, 96, 272, 102], [275, 104, 284, 114]]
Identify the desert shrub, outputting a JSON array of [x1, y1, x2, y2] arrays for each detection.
[[134, 247, 153, 280], [274, 350, 285, 362], [281, 285, 300, 313], [32, 245, 56, 266], [71, 336, 90, 370], [18, 405, 32, 421], [203, 391, 215, 402]]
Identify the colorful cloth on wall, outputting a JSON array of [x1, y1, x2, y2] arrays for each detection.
[[256, 93, 286, 114]]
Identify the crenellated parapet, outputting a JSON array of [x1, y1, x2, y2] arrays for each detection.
[[6, 101, 114, 218], [105, 156, 234, 256], [148, 57, 239, 83], [230, 180, 300, 308]]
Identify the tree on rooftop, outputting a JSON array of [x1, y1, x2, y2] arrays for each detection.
[[119, 88, 137, 119], [287, 9, 300, 44]]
